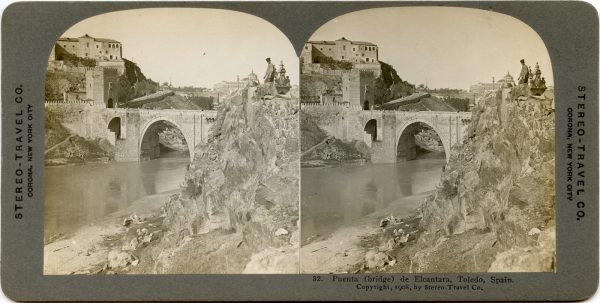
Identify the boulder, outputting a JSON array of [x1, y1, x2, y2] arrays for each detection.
[[275, 228, 289, 236], [107, 249, 136, 269], [365, 249, 394, 269]]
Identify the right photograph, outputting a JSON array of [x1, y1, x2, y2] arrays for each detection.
[[299, 7, 555, 273]]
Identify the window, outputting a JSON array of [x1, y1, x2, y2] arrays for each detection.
[[343, 46, 346, 50], [329, 48, 331, 51], [366, 58, 369, 62], [116, 44, 119, 48], [96, 45, 99, 48], [63, 44, 66, 48], [110, 55, 113, 59], [353, 47, 355, 51], [87, 42, 89, 47], [362, 53, 365, 56], [85, 53, 88, 57], [342, 56, 344, 59], [305, 46, 308, 50]]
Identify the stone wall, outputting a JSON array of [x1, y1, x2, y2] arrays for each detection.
[[300, 103, 369, 143], [45, 103, 113, 142]]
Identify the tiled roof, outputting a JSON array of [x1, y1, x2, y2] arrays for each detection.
[[58, 34, 120, 43], [307, 40, 336, 45], [350, 41, 376, 46], [308, 38, 376, 46], [57, 37, 79, 42]]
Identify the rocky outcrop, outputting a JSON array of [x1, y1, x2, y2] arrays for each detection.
[[414, 128, 444, 153], [411, 85, 555, 272], [160, 85, 299, 272]]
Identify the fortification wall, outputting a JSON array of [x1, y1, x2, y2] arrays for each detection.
[[45, 103, 112, 141], [301, 103, 367, 142]]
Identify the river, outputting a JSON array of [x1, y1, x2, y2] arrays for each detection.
[[44, 151, 189, 243], [301, 157, 445, 245]]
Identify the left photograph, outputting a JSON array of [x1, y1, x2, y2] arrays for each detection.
[[43, 8, 300, 274]]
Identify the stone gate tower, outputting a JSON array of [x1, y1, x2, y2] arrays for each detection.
[[85, 67, 120, 108]]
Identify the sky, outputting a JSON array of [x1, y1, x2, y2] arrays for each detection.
[[309, 7, 554, 90], [62, 8, 298, 88]]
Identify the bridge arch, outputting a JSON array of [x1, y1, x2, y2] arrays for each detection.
[[395, 119, 449, 162], [363, 119, 378, 146], [139, 116, 194, 162], [107, 117, 122, 140]]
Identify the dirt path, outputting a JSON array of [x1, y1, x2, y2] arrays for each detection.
[[301, 135, 333, 158], [44, 134, 76, 155]]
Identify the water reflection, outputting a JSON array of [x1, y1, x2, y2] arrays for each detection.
[[301, 158, 445, 244], [44, 151, 189, 242]]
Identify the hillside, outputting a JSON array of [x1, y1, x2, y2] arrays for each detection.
[[300, 73, 342, 103], [376, 61, 416, 104], [116, 59, 158, 105], [300, 61, 415, 107], [300, 111, 370, 166]]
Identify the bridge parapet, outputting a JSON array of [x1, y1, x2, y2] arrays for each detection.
[[300, 102, 363, 111]]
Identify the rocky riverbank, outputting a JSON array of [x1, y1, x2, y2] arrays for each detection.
[[44, 191, 175, 274], [300, 191, 431, 273]]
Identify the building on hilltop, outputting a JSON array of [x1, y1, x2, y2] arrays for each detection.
[[49, 34, 125, 74], [469, 72, 516, 95], [301, 37, 379, 65], [213, 70, 260, 94]]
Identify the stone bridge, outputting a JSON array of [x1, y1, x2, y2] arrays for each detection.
[[103, 108, 217, 162], [301, 104, 472, 163]]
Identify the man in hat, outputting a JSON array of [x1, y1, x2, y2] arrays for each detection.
[[517, 59, 529, 84], [263, 57, 275, 83]]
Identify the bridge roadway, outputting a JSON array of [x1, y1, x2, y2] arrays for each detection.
[[300, 104, 472, 163], [103, 108, 217, 162]]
